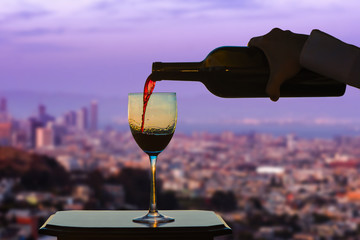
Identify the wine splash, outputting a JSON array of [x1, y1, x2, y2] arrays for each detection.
[[141, 75, 156, 132]]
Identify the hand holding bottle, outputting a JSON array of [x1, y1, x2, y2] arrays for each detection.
[[248, 28, 308, 101], [152, 35, 345, 99]]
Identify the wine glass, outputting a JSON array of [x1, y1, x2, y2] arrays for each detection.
[[128, 92, 177, 224]]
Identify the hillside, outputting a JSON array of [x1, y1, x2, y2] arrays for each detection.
[[0, 147, 70, 191]]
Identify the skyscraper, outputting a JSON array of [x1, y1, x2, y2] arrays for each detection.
[[0, 97, 10, 123], [0, 122, 12, 146], [0, 98, 7, 113], [36, 126, 54, 149], [68, 111, 77, 127], [37, 104, 54, 124], [29, 117, 44, 148], [76, 107, 88, 131], [64, 111, 76, 128], [90, 100, 98, 132], [38, 104, 46, 120]]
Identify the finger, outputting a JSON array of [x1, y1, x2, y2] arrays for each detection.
[[248, 36, 262, 47]]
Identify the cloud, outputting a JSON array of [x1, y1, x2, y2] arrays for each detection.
[[1, 0, 359, 34], [88, 0, 256, 21], [252, 0, 359, 9], [12, 28, 66, 37], [14, 42, 76, 53], [0, 9, 50, 23], [86, 0, 360, 18], [1, 0, 359, 54]]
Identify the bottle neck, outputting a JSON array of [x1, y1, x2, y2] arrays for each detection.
[[151, 62, 203, 81]]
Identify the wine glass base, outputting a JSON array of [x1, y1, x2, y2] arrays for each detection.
[[133, 211, 174, 224]]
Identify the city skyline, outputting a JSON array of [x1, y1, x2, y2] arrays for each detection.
[[0, 95, 99, 149], [1, 89, 360, 139]]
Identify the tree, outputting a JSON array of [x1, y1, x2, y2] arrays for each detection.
[[210, 190, 237, 212], [114, 168, 150, 209], [158, 191, 179, 210]]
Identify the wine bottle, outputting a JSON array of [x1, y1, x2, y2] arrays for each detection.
[[151, 46, 346, 98]]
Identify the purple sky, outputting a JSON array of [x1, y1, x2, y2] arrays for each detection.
[[1, 0, 359, 95], [1, 0, 360, 127]]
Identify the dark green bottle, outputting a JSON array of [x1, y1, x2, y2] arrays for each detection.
[[151, 46, 346, 98]]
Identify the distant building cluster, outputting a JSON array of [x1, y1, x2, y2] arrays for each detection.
[[0, 97, 98, 149], [2, 95, 360, 240], [2, 129, 360, 239]]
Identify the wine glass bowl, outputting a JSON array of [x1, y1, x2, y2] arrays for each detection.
[[128, 92, 177, 224]]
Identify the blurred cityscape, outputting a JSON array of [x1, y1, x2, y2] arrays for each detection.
[[1, 96, 360, 240]]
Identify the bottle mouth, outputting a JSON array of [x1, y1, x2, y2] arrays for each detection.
[[152, 62, 162, 72]]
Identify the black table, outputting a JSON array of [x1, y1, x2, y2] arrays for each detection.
[[39, 210, 232, 240]]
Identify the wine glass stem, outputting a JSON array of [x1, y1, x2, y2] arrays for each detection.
[[149, 155, 158, 214]]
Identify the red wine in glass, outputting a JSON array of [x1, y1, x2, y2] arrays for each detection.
[[132, 132, 174, 155], [141, 75, 156, 132]]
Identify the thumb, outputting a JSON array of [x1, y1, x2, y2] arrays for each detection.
[[266, 72, 282, 102]]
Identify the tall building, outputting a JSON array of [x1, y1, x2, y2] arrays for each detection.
[[0, 97, 10, 122], [90, 100, 98, 132], [36, 126, 54, 149], [64, 110, 77, 128], [12, 129, 27, 149], [0, 122, 12, 146], [29, 117, 44, 148], [0, 98, 7, 113], [38, 104, 46, 119], [37, 104, 54, 124], [76, 107, 88, 131], [64, 112, 72, 127], [69, 111, 77, 126]]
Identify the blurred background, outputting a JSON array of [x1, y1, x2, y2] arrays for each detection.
[[1, 1, 360, 240]]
